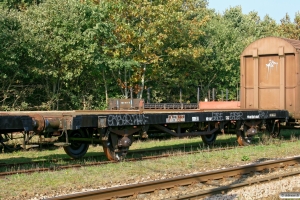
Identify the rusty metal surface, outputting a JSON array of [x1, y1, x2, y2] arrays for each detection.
[[30, 114, 45, 133], [144, 103, 198, 109], [0, 109, 290, 133], [47, 156, 300, 200], [108, 99, 144, 110], [199, 101, 240, 109], [0, 108, 281, 116]]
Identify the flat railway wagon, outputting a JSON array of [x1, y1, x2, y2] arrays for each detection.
[[0, 36, 298, 161]]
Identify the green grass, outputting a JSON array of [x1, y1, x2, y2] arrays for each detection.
[[0, 134, 235, 164]]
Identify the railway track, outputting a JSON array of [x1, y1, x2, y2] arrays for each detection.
[[0, 136, 297, 177], [47, 156, 300, 200], [0, 145, 240, 177]]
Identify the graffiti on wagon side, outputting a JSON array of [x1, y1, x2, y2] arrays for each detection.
[[108, 114, 149, 126]]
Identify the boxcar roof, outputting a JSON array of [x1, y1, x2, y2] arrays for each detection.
[[282, 37, 300, 49], [241, 37, 300, 56]]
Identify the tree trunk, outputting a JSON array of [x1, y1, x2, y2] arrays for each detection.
[[124, 67, 128, 99], [138, 64, 146, 99], [102, 69, 108, 105]]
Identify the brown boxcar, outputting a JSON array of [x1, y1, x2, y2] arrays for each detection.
[[240, 37, 300, 119]]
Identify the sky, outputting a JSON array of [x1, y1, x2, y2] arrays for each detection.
[[208, 0, 300, 23]]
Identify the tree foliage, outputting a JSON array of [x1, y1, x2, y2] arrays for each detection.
[[0, 9, 32, 110], [104, 0, 210, 102], [0, 0, 297, 110], [279, 13, 300, 40], [18, 0, 116, 110], [0, 0, 43, 11], [200, 6, 280, 100]]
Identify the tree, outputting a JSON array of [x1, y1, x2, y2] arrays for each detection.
[[0, 0, 43, 11], [201, 6, 280, 101], [0, 9, 34, 110], [279, 13, 300, 40], [105, 0, 209, 102], [19, 0, 115, 110]]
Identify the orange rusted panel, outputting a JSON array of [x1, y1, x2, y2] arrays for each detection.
[[108, 99, 144, 110], [241, 37, 300, 119], [199, 101, 240, 109]]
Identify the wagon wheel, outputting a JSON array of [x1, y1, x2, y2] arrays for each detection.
[[201, 124, 218, 145], [201, 134, 218, 145], [0, 134, 10, 152], [236, 122, 251, 146], [266, 120, 280, 138], [0, 133, 21, 152], [102, 131, 130, 161], [63, 130, 89, 159]]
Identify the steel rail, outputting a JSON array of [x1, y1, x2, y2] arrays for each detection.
[[47, 156, 300, 200], [171, 170, 300, 199], [0, 146, 238, 177], [3, 136, 299, 177]]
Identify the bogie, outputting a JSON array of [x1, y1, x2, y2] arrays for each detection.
[[102, 129, 134, 161], [63, 130, 89, 159]]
